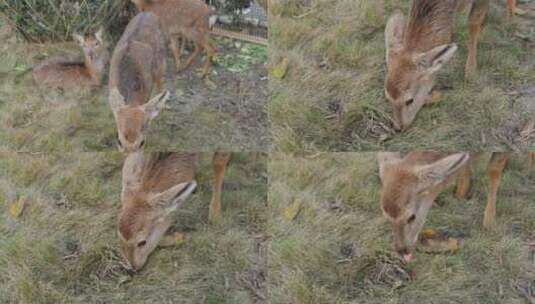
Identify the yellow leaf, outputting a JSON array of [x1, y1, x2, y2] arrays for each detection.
[[421, 228, 438, 239], [418, 237, 459, 254], [271, 58, 289, 80], [9, 196, 27, 218], [159, 232, 185, 247], [283, 199, 303, 220]]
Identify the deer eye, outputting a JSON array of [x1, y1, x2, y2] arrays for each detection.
[[407, 214, 416, 223], [137, 240, 147, 247], [405, 99, 414, 106], [139, 139, 146, 149]]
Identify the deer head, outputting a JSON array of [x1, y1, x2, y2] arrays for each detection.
[[109, 89, 170, 152], [378, 152, 469, 262], [384, 12, 458, 131], [118, 180, 197, 271]]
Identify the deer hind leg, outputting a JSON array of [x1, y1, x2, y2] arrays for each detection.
[[455, 162, 473, 199], [465, 0, 490, 80], [183, 41, 201, 71], [200, 37, 216, 78], [529, 153, 535, 169], [169, 35, 182, 71], [507, 0, 516, 20], [209, 152, 231, 222], [483, 152, 509, 229]]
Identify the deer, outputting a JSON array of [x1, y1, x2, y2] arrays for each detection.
[[131, 0, 217, 78], [118, 152, 231, 271], [377, 151, 518, 262], [109, 12, 170, 152], [384, 0, 500, 131], [32, 28, 109, 89]]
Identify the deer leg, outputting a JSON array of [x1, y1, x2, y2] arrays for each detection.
[[201, 38, 216, 78], [455, 162, 472, 199], [507, 0, 516, 20], [209, 152, 231, 222], [465, 0, 490, 80], [529, 153, 535, 169], [483, 152, 509, 229], [158, 231, 185, 247], [169, 36, 182, 71], [183, 42, 201, 70]]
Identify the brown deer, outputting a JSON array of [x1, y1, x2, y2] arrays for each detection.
[[384, 0, 495, 131], [118, 152, 231, 271], [32, 28, 109, 88], [109, 12, 170, 152], [378, 151, 515, 262], [131, 0, 217, 77]]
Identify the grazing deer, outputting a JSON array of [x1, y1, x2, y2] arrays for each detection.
[[384, 0, 494, 131], [109, 12, 170, 152], [118, 152, 231, 271], [378, 151, 515, 262], [131, 0, 217, 77], [32, 28, 109, 88]]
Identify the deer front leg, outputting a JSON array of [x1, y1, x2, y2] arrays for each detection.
[[169, 35, 182, 71], [158, 231, 185, 247], [483, 152, 509, 229], [455, 162, 472, 199], [507, 0, 516, 20], [209, 152, 231, 222], [465, 0, 490, 80]]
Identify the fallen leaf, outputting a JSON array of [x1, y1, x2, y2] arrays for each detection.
[[159, 232, 185, 247], [418, 229, 460, 254], [421, 228, 438, 239], [271, 58, 289, 80], [283, 199, 303, 220], [9, 196, 27, 218]]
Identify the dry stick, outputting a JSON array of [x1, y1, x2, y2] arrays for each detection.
[[210, 26, 267, 46]]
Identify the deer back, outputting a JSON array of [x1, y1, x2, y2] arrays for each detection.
[[404, 0, 458, 52], [109, 12, 166, 106]]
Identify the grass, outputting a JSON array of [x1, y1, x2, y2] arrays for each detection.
[[269, 0, 535, 152], [0, 152, 267, 303], [0, 16, 269, 152], [268, 153, 535, 303]]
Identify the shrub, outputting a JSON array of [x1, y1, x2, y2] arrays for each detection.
[[0, 0, 135, 42]]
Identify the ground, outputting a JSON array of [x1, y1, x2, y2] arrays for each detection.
[[0, 16, 269, 152], [268, 153, 535, 303], [0, 152, 267, 303], [269, 0, 535, 152]]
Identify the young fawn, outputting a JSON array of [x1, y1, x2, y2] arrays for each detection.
[[32, 28, 109, 88], [109, 12, 170, 152], [384, 0, 495, 131], [118, 152, 231, 271], [131, 0, 217, 77], [378, 151, 517, 262]]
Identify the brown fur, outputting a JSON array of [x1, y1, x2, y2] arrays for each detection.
[[33, 30, 109, 88], [379, 152, 519, 260], [109, 12, 166, 105], [385, 0, 494, 130], [132, 0, 216, 77], [404, 0, 456, 52], [109, 12, 168, 152], [118, 152, 231, 270]]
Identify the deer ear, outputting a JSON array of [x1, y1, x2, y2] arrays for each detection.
[[73, 33, 85, 45], [377, 152, 403, 182], [95, 27, 105, 44], [143, 91, 170, 120], [109, 88, 126, 114], [414, 43, 458, 75], [151, 181, 197, 215], [413, 153, 469, 191], [385, 12, 405, 64]]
